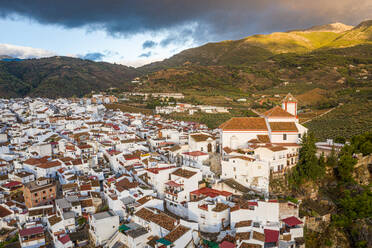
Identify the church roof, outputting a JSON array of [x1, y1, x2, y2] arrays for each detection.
[[269, 122, 298, 132], [263, 106, 295, 118], [219, 117, 268, 131], [282, 93, 298, 103], [257, 135, 271, 143]]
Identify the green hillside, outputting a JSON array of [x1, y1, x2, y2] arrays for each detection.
[[137, 43, 372, 140], [326, 20, 372, 48], [1, 20, 371, 99], [141, 21, 372, 74], [0, 56, 140, 98]]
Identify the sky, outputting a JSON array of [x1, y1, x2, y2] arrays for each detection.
[[0, 0, 371, 67]]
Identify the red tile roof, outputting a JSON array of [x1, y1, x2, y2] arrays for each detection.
[[219, 117, 268, 131], [19, 226, 44, 237], [2, 181, 22, 189], [0, 205, 12, 218], [58, 234, 71, 244], [172, 168, 197, 179], [269, 122, 298, 132], [78, 144, 92, 149], [219, 241, 235, 248], [264, 229, 279, 243], [80, 184, 92, 191], [266, 146, 287, 152], [123, 154, 140, 160], [107, 149, 121, 156], [165, 181, 183, 187], [23, 157, 49, 165], [190, 187, 232, 198], [263, 106, 294, 118], [182, 151, 208, 157], [282, 216, 303, 227], [37, 160, 62, 169]]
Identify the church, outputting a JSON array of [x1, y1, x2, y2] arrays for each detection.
[[215, 94, 308, 194], [219, 93, 307, 151]]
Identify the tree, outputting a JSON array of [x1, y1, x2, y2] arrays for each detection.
[[351, 132, 372, 155], [336, 145, 357, 184], [335, 136, 346, 144], [319, 153, 326, 168], [78, 216, 87, 226], [290, 133, 325, 185], [327, 147, 338, 168], [360, 141, 372, 156]]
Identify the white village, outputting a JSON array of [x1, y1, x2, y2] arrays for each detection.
[[0, 93, 317, 248]]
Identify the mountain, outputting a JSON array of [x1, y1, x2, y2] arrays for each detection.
[[0, 20, 371, 102], [140, 43, 372, 95], [136, 20, 372, 141], [299, 22, 354, 33], [325, 20, 372, 48], [141, 20, 372, 73], [0, 55, 14, 59], [0, 56, 140, 98], [140, 41, 273, 71]]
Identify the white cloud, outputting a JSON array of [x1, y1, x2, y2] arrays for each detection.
[[0, 43, 55, 59]]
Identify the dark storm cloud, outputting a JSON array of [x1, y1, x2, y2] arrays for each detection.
[[160, 37, 175, 48], [0, 1, 371, 43], [139, 51, 152, 58], [142, 40, 157, 49], [160, 28, 194, 47], [79, 50, 120, 61], [80, 52, 105, 61]]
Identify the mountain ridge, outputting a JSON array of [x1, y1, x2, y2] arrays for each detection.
[[292, 22, 354, 33], [140, 20, 372, 73], [0, 56, 140, 98], [0, 20, 371, 98]]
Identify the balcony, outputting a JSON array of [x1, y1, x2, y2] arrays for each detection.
[[287, 153, 298, 158], [165, 189, 180, 196]]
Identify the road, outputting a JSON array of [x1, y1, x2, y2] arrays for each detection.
[[301, 104, 340, 124]]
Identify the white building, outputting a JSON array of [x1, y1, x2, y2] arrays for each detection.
[[89, 211, 120, 246], [19, 225, 46, 248], [220, 155, 270, 193], [164, 167, 201, 218], [220, 93, 307, 151], [188, 187, 233, 233], [189, 133, 217, 153]]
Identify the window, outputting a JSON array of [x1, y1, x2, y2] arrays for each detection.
[[233, 167, 236, 172], [201, 147, 203, 151], [298, 133, 301, 138], [42, 190, 46, 194], [283, 134, 287, 140], [50, 188, 53, 192], [34, 193, 38, 196]]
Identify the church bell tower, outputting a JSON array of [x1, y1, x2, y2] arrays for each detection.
[[282, 93, 298, 117]]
